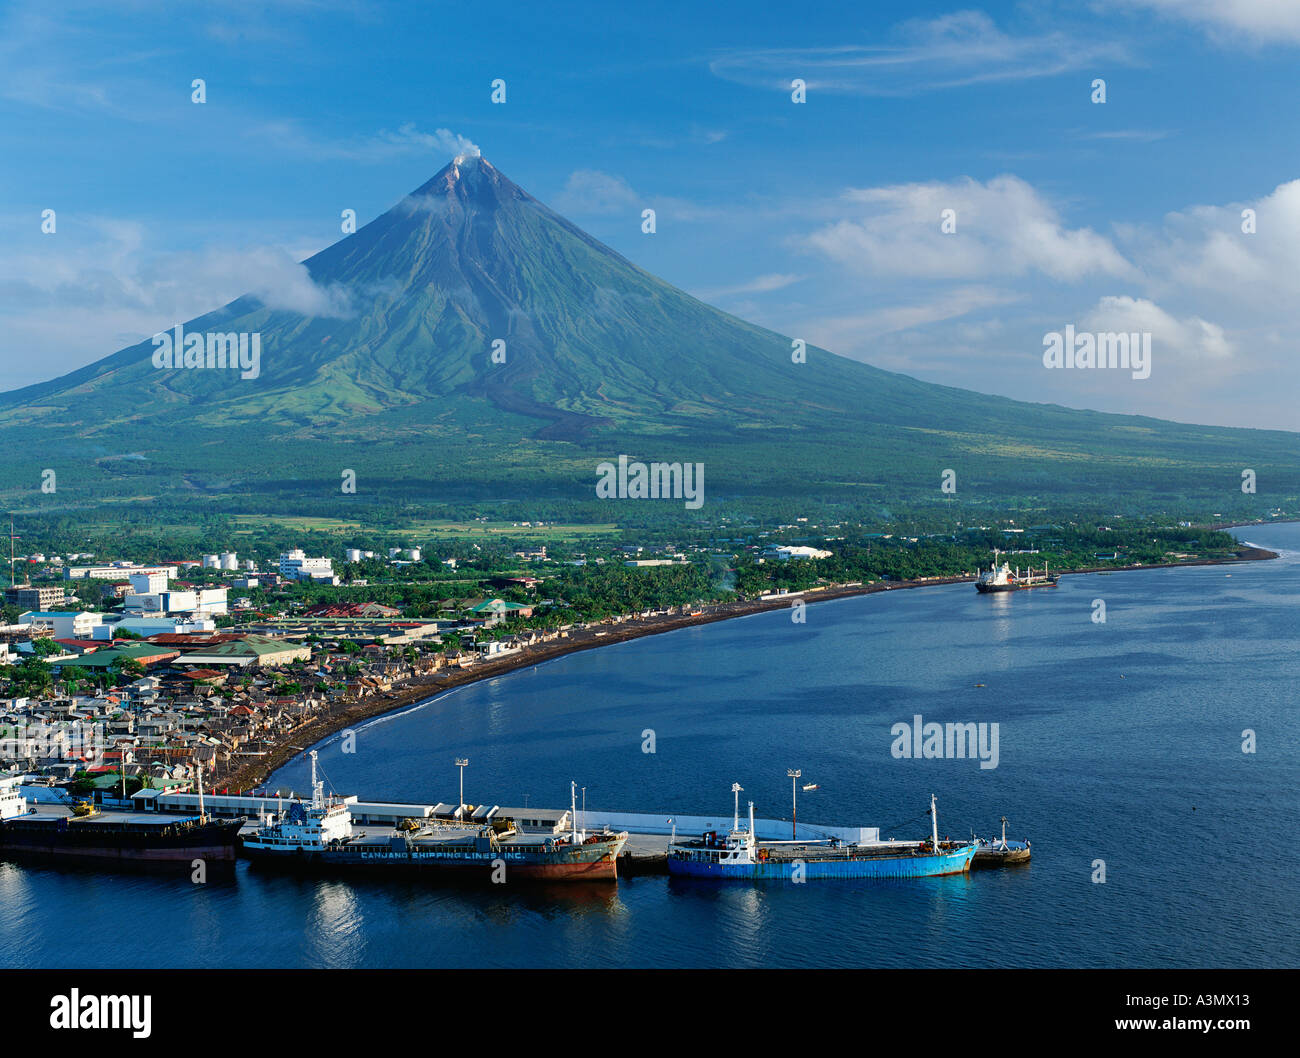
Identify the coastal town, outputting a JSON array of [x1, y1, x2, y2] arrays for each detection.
[[0, 536, 859, 800], [0, 519, 1271, 805]]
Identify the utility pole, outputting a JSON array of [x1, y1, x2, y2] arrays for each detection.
[[456, 757, 469, 818], [787, 768, 801, 840], [7, 516, 19, 589]]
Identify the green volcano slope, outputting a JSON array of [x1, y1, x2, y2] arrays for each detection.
[[0, 155, 1293, 521]]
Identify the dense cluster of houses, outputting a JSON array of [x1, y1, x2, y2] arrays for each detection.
[[0, 591, 636, 792], [0, 637, 440, 789]]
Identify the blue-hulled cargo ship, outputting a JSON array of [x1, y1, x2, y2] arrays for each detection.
[[667, 790, 975, 881]]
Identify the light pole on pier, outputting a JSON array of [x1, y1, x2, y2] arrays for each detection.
[[787, 769, 801, 840], [455, 758, 469, 818]]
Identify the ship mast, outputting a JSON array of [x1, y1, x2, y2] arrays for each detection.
[[732, 782, 743, 832], [197, 759, 205, 822], [788, 768, 801, 839], [931, 793, 940, 852], [570, 781, 579, 843]]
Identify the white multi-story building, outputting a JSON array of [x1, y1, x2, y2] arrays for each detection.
[[65, 564, 178, 581], [21, 611, 104, 639], [764, 545, 833, 560], [194, 588, 228, 615], [129, 571, 169, 595], [279, 550, 336, 583], [123, 586, 227, 616], [106, 616, 216, 638]]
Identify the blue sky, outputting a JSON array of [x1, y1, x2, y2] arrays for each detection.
[[2, 0, 1299, 429]]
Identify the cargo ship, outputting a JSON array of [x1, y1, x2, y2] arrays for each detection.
[[0, 775, 240, 864], [667, 789, 976, 880], [240, 752, 628, 881], [975, 551, 1057, 593]]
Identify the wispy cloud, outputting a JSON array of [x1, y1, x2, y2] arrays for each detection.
[[710, 11, 1134, 96], [251, 121, 480, 163], [694, 273, 803, 300], [801, 287, 1021, 351], [1076, 128, 1174, 142], [551, 169, 722, 221]]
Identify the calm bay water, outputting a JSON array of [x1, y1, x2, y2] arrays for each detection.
[[4, 525, 1298, 968]]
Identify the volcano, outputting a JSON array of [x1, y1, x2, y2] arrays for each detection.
[[0, 154, 1293, 516]]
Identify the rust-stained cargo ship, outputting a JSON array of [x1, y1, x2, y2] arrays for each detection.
[[240, 753, 627, 882]]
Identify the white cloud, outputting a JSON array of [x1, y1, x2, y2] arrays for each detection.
[[1122, 178, 1300, 310], [0, 218, 351, 386], [1081, 295, 1235, 360], [710, 11, 1133, 95], [1124, 0, 1300, 44], [805, 175, 1132, 282]]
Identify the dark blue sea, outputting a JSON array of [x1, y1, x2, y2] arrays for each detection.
[[4, 525, 1298, 968]]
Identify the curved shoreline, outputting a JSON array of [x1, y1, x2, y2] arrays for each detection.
[[219, 544, 1277, 792]]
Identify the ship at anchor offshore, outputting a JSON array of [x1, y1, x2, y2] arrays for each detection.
[[241, 752, 628, 881], [667, 788, 976, 881], [975, 549, 1058, 593]]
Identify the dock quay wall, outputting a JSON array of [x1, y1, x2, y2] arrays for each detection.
[[579, 810, 881, 844], [20, 786, 892, 845]]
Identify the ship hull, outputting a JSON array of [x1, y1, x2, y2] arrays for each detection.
[[975, 582, 1018, 593], [667, 844, 976, 880], [972, 842, 1032, 868], [241, 840, 624, 881], [0, 820, 241, 864]]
